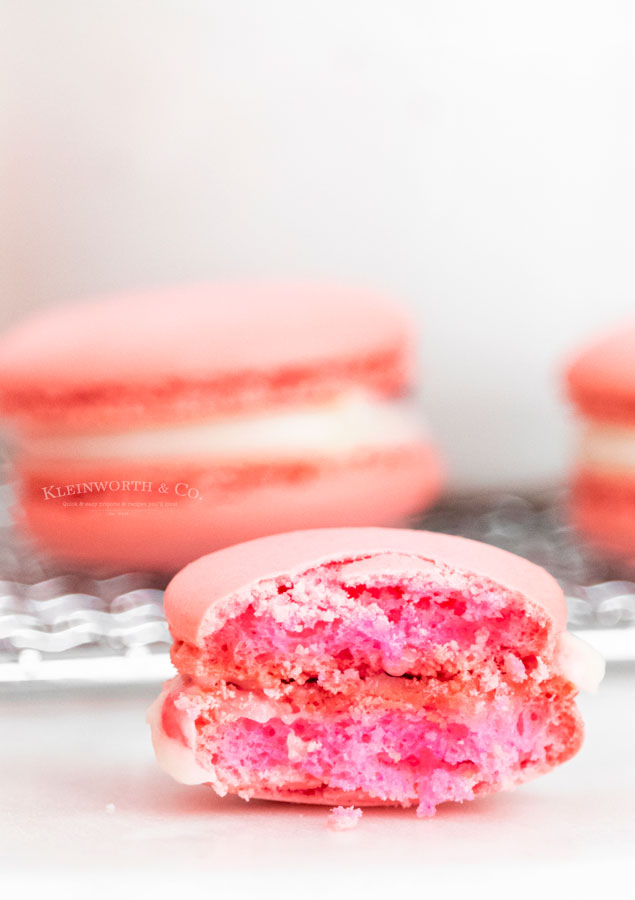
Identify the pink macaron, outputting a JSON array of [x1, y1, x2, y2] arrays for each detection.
[[0, 283, 443, 572], [148, 527, 603, 816], [566, 323, 635, 558]]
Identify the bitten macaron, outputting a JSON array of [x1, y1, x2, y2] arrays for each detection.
[[148, 527, 603, 816], [566, 322, 635, 558], [0, 283, 443, 571]]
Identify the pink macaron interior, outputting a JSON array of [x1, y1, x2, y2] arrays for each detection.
[[165, 555, 581, 815]]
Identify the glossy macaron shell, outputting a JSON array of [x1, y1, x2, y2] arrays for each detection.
[[566, 322, 635, 424], [0, 283, 413, 430], [164, 527, 568, 647]]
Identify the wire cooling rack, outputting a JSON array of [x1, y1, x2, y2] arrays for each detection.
[[1, 481, 634, 684]]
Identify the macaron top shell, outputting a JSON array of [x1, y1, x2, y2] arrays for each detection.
[[0, 283, 412, 429], [164, 527, 567, 646], [566, 323, 635, 424]]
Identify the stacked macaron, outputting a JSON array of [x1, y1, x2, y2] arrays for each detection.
[[148, 527, 603, 815], [566, 323, 635, 557], [0, 283, 443, 572]]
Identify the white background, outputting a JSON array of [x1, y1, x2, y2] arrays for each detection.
[[2, 1, 635, 490]]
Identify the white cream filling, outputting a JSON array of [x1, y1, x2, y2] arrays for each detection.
[[578, 422, 635, 473], [556, 631, 605, 694], [23, 393, 428, 462], [146, 691, 212, 787]]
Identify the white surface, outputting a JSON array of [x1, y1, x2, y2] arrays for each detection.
[[1, 665, 634, 894], [3, 2, 635, 491]]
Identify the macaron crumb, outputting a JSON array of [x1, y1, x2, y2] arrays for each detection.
[[327, 806, 362, 831]]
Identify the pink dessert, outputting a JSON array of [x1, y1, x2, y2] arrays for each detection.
[[0, 283, 443, 572], [148, 528, 604, 816], [566, 323, 635, 557]]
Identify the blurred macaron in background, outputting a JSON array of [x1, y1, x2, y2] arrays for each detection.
[[0, 282, 443, 572], [566, 323, 635, 561]]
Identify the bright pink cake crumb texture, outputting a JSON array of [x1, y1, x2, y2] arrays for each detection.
[[327, 807, 363, 831]]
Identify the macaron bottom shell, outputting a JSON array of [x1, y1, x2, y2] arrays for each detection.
[[15, 444, 443, 572], [571, 467, 635, 560]]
